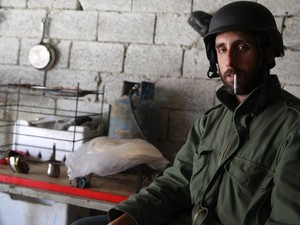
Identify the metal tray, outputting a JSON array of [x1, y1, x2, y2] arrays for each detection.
[[30, 86, 97, 97]]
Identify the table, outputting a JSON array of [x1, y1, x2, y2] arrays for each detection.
[[0, 162, 150, 212]]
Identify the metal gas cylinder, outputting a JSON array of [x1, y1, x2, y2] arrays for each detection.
[[108, 81, 158, 145]]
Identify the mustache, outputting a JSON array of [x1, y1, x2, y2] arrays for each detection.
[[223, 68, 246, 77]]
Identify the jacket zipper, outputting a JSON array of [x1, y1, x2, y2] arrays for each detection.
[[195, 129, 237, 225], [217, 129, 236, 165], [192, 207, 206, 225]]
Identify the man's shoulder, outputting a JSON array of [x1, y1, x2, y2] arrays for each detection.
[[283, 92, 300, 113], [204, 104, 224, 116]]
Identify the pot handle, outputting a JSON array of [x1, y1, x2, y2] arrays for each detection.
[[40, 18, 46, 44]]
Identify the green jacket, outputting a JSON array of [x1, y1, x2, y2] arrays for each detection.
[[109, 75, 300, 225]]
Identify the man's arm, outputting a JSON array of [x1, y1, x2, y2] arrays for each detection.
[[108, 213, 136, 225], [267, 128, 300, 224], [107, 119, 203, 225]]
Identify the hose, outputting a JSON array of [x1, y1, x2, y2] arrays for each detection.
[[128, 88, 147, 141]]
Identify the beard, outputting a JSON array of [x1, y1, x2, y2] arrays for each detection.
[[219, 66, 267, 95]]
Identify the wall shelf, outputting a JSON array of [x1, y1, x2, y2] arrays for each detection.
[[0, 84, 105, 161]]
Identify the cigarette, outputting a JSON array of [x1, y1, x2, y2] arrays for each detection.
[[234, 74, 237, 94]]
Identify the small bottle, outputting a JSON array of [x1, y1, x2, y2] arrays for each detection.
[[50, 143, 56, 162]]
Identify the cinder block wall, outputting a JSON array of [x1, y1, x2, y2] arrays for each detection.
[[0, 0, 299, 161]]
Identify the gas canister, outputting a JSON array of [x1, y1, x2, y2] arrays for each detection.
[[108, 81, 158, 146]]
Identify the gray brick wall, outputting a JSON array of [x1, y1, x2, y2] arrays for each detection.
[[125, 44, 182, 76], [49, 11, 98, 40], [0, 0, 299, 161], [70, 42, 125, 72], [98, 12, 155, 43]]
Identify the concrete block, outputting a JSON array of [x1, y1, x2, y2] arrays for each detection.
[[20, 38, 39, 66], [183, 48, 210, 78], [155, 77, 216, 111], [14, 94, 57, 121], [97, 73, 127, 103], [0, 0, 26, 8], [132, 0, 191, 13], [0, 9, 46, 38], [0, 121, 14, 147], [155, 14, 199, 46], [272, 50, 300, 85], [56, 97, 110, 116], [258, 0, 300, 15], [46, 69, 99, 90], [193, 0, 236, 14], [48, 11, 98, 41], [0, 65, 44, 85], [27, 0, 79, 9], [0, 37, 19, 64], [125, 44, 182, 76], [98, 12, 155, 44], [70, 42, 124, 72], [50, 40, 72, 69], [0, 91, 56, 122], [281, 16, 300, 50], [79, 0, 132, 11], [0, 93, 18, 123]]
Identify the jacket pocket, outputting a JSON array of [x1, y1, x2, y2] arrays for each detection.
[[193, 145, 213, 175], [225, 156, 273, 193], [217, 157, 274, 224], [190, 145, 213, 204]]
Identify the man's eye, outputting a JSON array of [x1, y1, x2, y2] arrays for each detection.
[[217, 47, 226, 54], [237, 44, 249, 51]]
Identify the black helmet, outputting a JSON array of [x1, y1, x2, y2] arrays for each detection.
[[203, 1, 284, 78]]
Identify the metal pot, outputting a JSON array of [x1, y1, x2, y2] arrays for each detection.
[[29, 18, 56, 70], [47, 161, 60, 178]]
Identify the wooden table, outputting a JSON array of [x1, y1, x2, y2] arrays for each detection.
[[0, 162, 150, 212]]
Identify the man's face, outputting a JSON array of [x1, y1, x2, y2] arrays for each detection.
[[215, 31, 263, 95]]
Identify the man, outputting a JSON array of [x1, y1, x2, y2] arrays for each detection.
[[72, 1, 300, 225]]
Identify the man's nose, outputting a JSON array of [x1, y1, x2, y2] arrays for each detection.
[[225, 49, 236, 68]]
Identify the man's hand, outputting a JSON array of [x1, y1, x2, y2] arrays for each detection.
[[108, 213, 136, 225]]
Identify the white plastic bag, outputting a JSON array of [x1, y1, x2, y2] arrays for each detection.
[[65, 136, 169, 179]]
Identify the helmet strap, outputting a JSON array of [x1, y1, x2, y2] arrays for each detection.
[[207, 41, 220, 78], [207, 61, 219, 78]]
